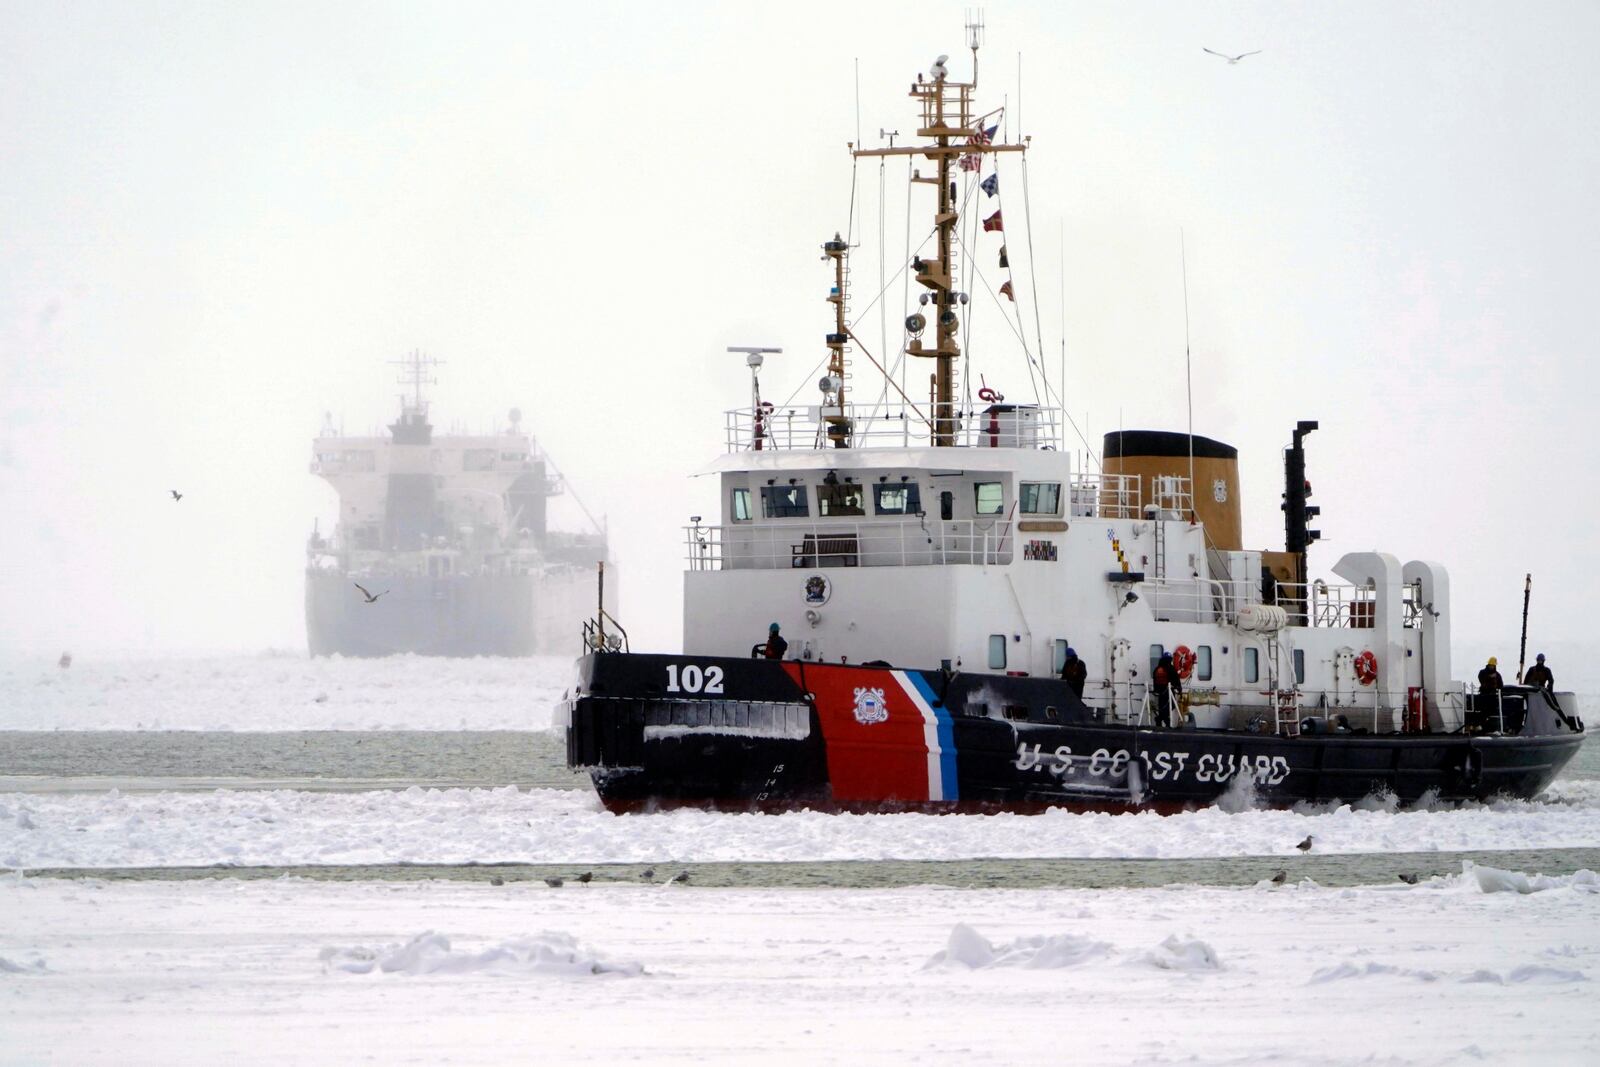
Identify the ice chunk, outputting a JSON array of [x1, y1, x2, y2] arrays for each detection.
[[1464, 861, 1600, 894], [320, 930, 643, 977], [1140, 935, 1222, 972], [0, 955, 48, 975], [925, 923, 1112, 970]]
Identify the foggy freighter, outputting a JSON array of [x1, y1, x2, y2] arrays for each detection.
[[306, 354, 615, 657]]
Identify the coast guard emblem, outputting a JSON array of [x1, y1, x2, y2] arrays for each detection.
[[804, 575, 831, 604], [852, 686, 888, 725]]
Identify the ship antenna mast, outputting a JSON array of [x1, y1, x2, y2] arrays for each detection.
[[390, 349, 442, 419], [852, 10, 1022, 447]]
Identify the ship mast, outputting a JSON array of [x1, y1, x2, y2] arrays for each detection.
[[390, 349, 441, 420], [852, 15, 1025, 446]]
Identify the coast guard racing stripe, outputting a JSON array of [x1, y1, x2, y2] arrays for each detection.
[[780, 664, 958, 805]]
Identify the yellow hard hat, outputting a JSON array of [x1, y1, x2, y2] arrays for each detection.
[[1487, 656, 1497, 666]]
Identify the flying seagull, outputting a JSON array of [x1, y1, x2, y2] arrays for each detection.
[[170, 490, 183, 501], [354, 582, 388, 603], [1203, 48, 1262, 65], [1295, 835, 1314, 852]]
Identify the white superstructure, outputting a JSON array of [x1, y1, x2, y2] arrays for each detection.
[[685, 402, 1459, 735]]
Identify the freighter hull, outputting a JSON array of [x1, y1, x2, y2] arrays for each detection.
[[562, 653, 1584, 813], [306, 566, 604, 658]]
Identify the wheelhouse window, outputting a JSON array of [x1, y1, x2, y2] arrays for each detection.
[[731, 488, 752, 522], [1019, 482, 1061, 515], [974, 481, 1005, 515], [873, 482, 922, 515], [988, 634, 1007, 670], [463, 449, 497, 471], [761, 484, 809, 518], [817, 483, 865, 516], [1197, 645, 1213, 682], [1244, 647, 1259, 683]]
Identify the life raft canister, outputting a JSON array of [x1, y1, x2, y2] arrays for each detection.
[[1354, 649, 1378, 686], [1172, 645, 1196, 680]]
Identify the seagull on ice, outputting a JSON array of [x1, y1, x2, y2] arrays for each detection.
[[169, 489, 183, 501], [576, 871, 593, 884], [544, 876, 564, 888], [1270, 869, 1287, 886], [1398, 872, 1420, 885], [640, 868, 656, 883], [665, 870, 690, 886], [1203, 48, 1262, 65], [1295, 835, 1314, 852], [354, 582, 388, 603]]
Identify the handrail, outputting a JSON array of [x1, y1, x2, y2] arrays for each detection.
[[687, 518, 1014, 570], [725, 401, 1064, 452]]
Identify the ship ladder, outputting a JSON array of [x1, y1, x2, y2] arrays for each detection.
[[1274, 689, 1302, 737]]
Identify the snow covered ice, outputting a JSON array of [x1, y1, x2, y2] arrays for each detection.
[[5, 652, 1599, 1062], [1, 651, 573, 731], [3, 865, 1598, 1065], [6, 781, 1600, 869]]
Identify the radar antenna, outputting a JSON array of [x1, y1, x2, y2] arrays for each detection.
[[729, 346, 783, 451], [389, 349, 442, 417]]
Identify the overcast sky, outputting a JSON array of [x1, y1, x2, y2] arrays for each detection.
[[3, 1, 1596, 668]]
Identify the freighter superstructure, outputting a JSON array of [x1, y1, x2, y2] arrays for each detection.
[[306, 354, 614, 657]]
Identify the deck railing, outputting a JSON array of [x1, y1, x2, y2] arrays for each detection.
[[725, 402, 1064, 452], [686, 518, 1015, 570]]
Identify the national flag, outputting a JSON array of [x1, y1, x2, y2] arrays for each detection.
[[983, 210, 1003, 233], [972, 122, 999, 145], [998, 244, 1008, 268], [959, 153, 981, 172], [999, 280, 1014, 302], [980, 173, 999, 197]]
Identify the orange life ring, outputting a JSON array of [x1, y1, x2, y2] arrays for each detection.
[[1354, 649, 1378, 686], [1171, 645, 1196, 680]]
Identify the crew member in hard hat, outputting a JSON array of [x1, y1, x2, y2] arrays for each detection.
[[1524, 653, 1554, 693], [1475, 656, 1504, 730], [761, 622, 788, 660], [1059, 646, 1088, 698], [1151, 650, 1182, 728]]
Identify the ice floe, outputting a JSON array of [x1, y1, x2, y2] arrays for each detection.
[[6, 783, 1600, 869], [319, 930, 643, 977]]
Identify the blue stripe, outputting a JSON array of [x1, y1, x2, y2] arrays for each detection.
[[907, 672, 959, 801]]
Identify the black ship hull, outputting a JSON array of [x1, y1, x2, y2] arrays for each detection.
[[306, 567, 601, 658], [562, 653, 1585, 813]]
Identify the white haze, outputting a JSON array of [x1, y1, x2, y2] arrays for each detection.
[[2, 2, 1596, 666]]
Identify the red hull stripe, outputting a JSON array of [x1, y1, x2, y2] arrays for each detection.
[[781, 664, 956, 803]]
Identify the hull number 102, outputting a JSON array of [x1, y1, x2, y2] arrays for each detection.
[[665, 663, 725, 694]]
